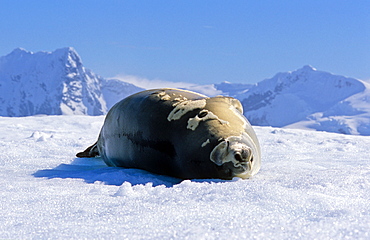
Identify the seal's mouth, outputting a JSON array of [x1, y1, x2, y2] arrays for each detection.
[[210, 137, 254, 178]]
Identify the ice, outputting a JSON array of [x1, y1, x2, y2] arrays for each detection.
[[0, 115, 369, 239]]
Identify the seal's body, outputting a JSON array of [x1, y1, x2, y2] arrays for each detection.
[[77, 89, 261, 180]]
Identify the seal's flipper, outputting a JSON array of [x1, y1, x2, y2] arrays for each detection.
[[76, 142, 99, 158]]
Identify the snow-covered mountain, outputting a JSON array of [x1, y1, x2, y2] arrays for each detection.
[[1, 48, 370, 135], [101, 78, 144, 109], [214, 81, 252, 97], [0, 48, 142, 117], [236, 65, 370, 135]]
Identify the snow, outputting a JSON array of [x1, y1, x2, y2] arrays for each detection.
[[1, 115, 369, 239], [1, 47, 370, 237]]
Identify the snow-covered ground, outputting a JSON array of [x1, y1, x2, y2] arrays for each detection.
[[1, 115, 369, 239]]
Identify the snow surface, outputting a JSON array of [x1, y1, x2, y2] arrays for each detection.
[[1, 115, 369, 239]]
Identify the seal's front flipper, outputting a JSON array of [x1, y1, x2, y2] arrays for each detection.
[[76, 142, 99, 158]]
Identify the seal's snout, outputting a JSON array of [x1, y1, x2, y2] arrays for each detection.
[[234, 148, 252, 163], [210, 138, 255, 177], [231, 144, 253, 170]]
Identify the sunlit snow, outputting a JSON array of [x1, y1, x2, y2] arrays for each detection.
[[1, 115, 369, 239]]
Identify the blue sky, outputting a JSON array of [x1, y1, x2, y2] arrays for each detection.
[[1, 0, 369, 84]]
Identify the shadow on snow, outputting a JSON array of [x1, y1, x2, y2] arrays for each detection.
[[33, 157, 183, 187]]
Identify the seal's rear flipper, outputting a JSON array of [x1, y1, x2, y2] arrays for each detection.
[[76, 142, 99, 158]]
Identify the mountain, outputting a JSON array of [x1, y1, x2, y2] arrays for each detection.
[[287, 81, 370, 135], [237, 65, 370, 135], [0, 48, 142, 116], [1, 48, 369, 135], [214, 81, 252, 97], [101, 78, 144, 109]]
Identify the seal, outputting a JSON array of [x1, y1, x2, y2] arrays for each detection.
[[77, 88, 261, 180]]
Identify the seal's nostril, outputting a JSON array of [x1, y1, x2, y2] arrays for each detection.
[[197, 110, 208, 118], [234, 153, 243, 161]]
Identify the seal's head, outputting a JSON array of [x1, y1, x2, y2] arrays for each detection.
[[197, 96, 261, 179], [162, 90, 261, 179], [210, 135, 260, 179]]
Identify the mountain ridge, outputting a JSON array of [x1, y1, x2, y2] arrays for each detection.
[[234, 65, 370, 135], [0, 47, 142, 116], [1, 47, 369, 135]]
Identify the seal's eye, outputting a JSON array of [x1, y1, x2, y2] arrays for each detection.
[[197, 111, 208, 118]]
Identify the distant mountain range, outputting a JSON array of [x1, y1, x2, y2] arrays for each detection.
[[0, 48, 142, 117], [231, 65, 370, 135], [1, 48, 369, 135]]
